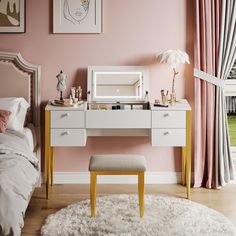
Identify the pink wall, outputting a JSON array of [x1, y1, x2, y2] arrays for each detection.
[[0, 0, 194, 172]]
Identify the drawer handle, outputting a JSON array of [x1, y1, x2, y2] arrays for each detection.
[[62, 131, 70, 135], [62, 113, 70, 118], [164, 131, 171, 135], [164, 113, 172, 117]]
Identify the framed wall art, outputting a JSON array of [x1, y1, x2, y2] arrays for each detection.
[[0, 0, 25, 33], [53, 0, 102, 34]]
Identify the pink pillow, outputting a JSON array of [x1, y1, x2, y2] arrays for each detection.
[[0, 109, 11, 133]]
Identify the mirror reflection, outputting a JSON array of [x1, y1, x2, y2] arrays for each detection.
[[94, 72, 142, 98]]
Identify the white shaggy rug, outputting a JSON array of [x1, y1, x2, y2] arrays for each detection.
[[41, 195, 236, 236]]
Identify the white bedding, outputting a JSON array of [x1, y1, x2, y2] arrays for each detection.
[[6, 126, 37, 152], [0, 129, 39, 236]]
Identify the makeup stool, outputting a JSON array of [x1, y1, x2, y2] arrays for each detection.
[[89, 154, 146, 218]]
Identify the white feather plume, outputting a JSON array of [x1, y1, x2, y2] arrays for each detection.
[[156, 49, 190, 69]]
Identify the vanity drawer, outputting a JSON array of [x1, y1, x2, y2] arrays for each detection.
[[151, 129, 186, 146], [50, 129, 86, 147], [51, 111, 85, 128], [152, 111, 186, 128], [86, 110, 151, 128]]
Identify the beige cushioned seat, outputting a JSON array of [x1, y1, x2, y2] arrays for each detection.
[[89, 154, 146, 172]]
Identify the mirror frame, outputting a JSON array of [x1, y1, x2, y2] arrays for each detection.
[[87, 66, 149, 102]]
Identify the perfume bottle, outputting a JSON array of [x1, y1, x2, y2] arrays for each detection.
[[77, 86, 82, 101]]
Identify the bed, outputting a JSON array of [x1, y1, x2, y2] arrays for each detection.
[[0, 51, 41, 236]]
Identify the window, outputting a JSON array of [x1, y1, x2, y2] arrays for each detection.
[[225, 63, 236, 165]]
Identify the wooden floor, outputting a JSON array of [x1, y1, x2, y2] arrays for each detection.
[[22, 184, 236, 235]]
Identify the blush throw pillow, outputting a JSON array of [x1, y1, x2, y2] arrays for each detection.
[[0, 110, 11, 133]]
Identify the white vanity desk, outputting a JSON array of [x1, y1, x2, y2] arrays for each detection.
[[45, 66, 191, 199]]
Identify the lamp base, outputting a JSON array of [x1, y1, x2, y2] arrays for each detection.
[[170, 92, 176, 105]]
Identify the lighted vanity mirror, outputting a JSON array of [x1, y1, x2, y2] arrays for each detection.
[[95, 72, 141, 97], [87, 66, 149, 102]]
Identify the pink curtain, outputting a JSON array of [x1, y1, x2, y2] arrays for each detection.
[[194, 0, 236, 188], [194, 0, 220, 188]]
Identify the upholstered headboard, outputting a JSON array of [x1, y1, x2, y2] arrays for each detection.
[[0, 51, 41, 127], [0, 52, 41, 184]]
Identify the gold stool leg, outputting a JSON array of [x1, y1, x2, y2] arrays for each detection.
[[138, 172, 145, 218], [90, 172, 97, 217]]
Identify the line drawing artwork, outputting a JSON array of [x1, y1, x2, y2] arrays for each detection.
[[0, 0, 20, 27], [63, 0, 90, 24]]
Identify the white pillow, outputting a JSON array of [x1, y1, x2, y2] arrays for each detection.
[[0, 97, 30, 131]]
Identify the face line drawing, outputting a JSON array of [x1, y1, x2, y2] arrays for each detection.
[[63, 0, 90, 25]]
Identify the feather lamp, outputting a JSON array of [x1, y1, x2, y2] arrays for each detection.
[[156, 49, 190, 103]]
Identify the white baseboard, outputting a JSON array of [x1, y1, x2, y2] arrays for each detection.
[[42, 171, 236, 185], [54, 171, 182, 184]]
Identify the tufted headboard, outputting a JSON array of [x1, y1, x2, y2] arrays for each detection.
[[0, 51, 41, 127], [0, 51, 41, 184]]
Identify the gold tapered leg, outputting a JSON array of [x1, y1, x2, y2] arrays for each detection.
[[182, 146, 186, 186], [138, 172, 145, 218], [47, 148, 51, 198], [50, 147, 55, 186], [90, 172, 97, 217], [45, 110, 51, 199], [186, 111, 191, 199]]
